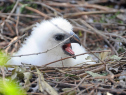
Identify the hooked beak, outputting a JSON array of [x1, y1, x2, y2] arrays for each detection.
[[70, 32, 81, 46], [62, 32, 81, 59]]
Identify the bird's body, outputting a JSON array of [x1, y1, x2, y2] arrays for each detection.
[[7, 17, 94, 67]]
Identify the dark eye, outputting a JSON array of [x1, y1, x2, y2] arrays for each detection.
[[55, 34, 64, 41]]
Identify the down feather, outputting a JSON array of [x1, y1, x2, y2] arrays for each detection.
[[7, 17, 95, 67]]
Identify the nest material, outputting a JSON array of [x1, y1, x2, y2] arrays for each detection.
[[0, 0, 126, 95], [4, 56, 126, 95]]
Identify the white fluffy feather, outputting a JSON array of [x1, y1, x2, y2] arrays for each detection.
[[7, 17, 94, 67]]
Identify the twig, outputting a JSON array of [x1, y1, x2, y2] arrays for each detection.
[[5, 22, 15, 36], [78, 65, 106, 77], [104, 38, 118, 55], [15, 10, 20, 36], [59, 75, 90, 95], [3, 34, 26, 49], [0, 67, 5, 81], [80, 19, 108, 38], [11, 35, 74, 57], [0, 14, 25, 26], [46, 2, 112, 11], [0, 13, 42, 18], [10, 0, 50, 19], [32, 2, 62, 16], [77, 85, 95, 95], [64, 10, 125, 18], [0, 0, 19, 33]]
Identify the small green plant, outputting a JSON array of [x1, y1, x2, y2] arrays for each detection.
[[0, 3, 15, 13], [0, 50, 9, 66], [99, 14, 106, 23], [0, 79, 26, 95], [109, 11, 120, 19], [118, 47, 125, 53], [78, 30, 82, 37], [0, 50, 26, 95], [20, 3, 37, 14]]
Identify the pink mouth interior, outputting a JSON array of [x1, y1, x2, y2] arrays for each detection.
[[62, 43, 74, 55]]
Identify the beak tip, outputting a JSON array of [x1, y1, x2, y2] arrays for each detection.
[[79, 42, 81, 46], [73, 56, 76, 59], [70, 32, 81, 46]]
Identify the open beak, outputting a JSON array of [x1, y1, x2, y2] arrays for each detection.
[[62, 32, 81, 59]]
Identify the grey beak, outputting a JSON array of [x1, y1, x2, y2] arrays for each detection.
[[69, 32, 81, 45], [62, 32, 81, 59], [67, 32, 81, 45]]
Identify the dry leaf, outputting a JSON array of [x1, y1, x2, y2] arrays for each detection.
[[99, 51, 109, 61], [36, 67, 58, 95]]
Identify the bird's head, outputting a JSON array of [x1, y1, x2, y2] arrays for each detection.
[[31, 17, 81, 59]]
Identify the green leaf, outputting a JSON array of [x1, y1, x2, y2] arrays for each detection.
[[62, 88, 76, 95], [0, 50, 9, 66], [0, 79, 26, 95], [78, 31, 82, 36], [20, 4, 28, 13], [110, 55, 122, 61], [86, 71, 103, 77], [86, 71, 104, 81], [24, 72, 32, 91]]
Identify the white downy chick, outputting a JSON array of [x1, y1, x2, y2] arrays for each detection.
[[7, 17, 95, 67]]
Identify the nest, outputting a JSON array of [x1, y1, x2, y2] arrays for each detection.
[[0, 0, 126, 95]]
